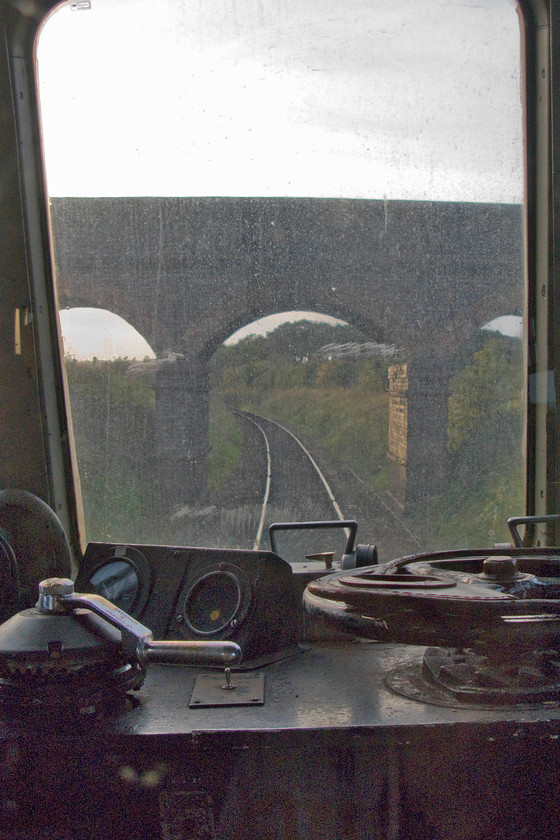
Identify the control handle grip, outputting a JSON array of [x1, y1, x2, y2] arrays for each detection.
[[36, 578, 243, 668], [143, 639, 242, 666]]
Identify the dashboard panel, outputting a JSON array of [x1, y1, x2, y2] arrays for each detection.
[[76, 543, 301, 666]]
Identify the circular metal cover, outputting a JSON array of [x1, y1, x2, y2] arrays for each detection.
[[337, 572, 455, 589], [0, 607, 123, 677], [304, 547, 560, 649]]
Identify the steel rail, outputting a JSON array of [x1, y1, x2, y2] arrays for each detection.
[[232, 411, 272, 550], [236, 410, 348, 542]]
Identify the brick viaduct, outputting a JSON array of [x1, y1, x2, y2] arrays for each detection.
[[50, 197, 523, 514]]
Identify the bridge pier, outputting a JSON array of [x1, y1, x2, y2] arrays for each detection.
[[387, 358, 453, 514], [154, 356, 210, 514]]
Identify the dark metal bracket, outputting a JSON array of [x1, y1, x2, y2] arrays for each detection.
[[189, 671, 265, 708]]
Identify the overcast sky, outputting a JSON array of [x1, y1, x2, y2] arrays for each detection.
[[37, 0, 523, 203], [41, 0, 524, 358]]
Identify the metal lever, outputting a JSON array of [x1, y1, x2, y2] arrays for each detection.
[[36, 578, 242, 667]]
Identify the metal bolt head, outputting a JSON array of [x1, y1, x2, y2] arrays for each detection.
[[38, 578, 74, 596], [481, 556, 517, 580], [36, 578, 74, 613]]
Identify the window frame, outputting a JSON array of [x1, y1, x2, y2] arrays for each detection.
[[0, 0, 555, 556]]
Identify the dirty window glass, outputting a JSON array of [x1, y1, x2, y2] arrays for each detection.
[[37, 0, 524, 562]]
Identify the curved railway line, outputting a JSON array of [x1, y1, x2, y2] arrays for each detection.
[[233, 410, 348, 552], [232, 409, 422, 561]]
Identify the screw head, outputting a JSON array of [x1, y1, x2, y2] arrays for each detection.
[[39, 578, 74, 596], [481, 556, 517, 580]]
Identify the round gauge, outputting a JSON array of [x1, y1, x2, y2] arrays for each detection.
[[180, 563, 251, 639], [77, 546, 150, 616], [89, 560, 140, 613]]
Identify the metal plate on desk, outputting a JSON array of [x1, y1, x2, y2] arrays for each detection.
[[190, 672, 265, 707]]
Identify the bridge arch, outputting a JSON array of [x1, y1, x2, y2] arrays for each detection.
[[50, 196, 524, 515], [58, 307, 155, 360]]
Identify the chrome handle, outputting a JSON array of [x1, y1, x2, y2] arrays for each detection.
[[143, 639, 241, 666], [36, 578, 242, 668]]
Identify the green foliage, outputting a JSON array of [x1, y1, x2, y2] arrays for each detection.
[[236, 320, 365, 362], [432, 468, 525, 547], [232, 386, 389, 488], [211, 320, 391, 396], [355, 359, 387, 392], [211, 321, 393, 489], [65, 358, 157, 542], [208, 398, 242, 492], [448, 335, 523, 452], [65, 357, 155, 411], [433, 333, 525, 547], [64, 324, 526, 553]]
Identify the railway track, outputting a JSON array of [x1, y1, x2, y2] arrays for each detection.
[[233, 410, 349, 559], [229, 408, 425, 564]]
